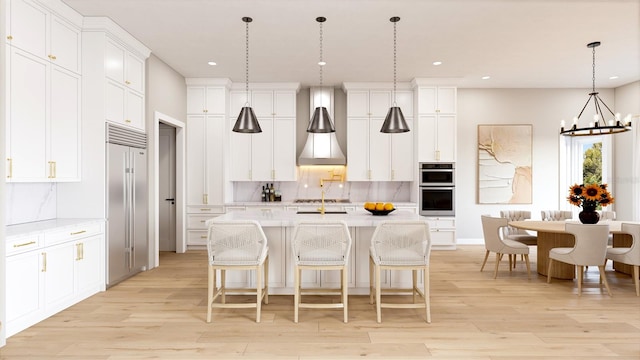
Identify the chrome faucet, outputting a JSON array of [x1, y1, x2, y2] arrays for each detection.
[[318, 170, 345, 214]]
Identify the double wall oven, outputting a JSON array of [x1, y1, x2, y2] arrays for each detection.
[[419, 163, 455, 216]]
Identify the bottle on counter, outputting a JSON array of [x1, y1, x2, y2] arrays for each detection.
[[261, 186, 267, 202], [269, 183, 275, 202]]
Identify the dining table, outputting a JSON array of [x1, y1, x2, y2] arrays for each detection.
[[508, 220, 636, 280]]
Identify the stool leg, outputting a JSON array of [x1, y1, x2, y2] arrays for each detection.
[[376, 265, 382, 323], [342, 266, 348, 323], [369, 256, 375, 305], [294, 266, 300, 323], [424, 266, 431, 324], [256, 263, 262, 323], [207, 265, 214, 323]]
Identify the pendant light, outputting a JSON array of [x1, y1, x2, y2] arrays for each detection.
[[380, 16, 410, 133], [560, 42, 632, 137], [233, 17, 262, 133], [307, 16, 335, 133]]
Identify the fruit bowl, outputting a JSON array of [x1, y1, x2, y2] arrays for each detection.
[[365, 208, 396, 216]]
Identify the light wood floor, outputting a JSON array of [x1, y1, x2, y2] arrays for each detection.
[[1, 245, 639, 359]]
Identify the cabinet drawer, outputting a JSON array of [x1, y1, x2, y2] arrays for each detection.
[[44, 222, 102, 246], [187, 214, 218, 229], [187, 230, 208, 246], [425, 217, 455, 229], [6, 233, 42, 256], [430, 229, 456, 246], [187, 205, 225, 214]]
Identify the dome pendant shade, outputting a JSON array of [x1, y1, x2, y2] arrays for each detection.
[[381, 106, 409, 133], [233, 106, 262, 133], [307, 106, 335, 133]]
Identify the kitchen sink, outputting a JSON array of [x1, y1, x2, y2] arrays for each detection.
[[296, 211, 348, 214]]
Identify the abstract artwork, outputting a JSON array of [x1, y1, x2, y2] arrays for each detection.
[[477, 124, 532, 204]]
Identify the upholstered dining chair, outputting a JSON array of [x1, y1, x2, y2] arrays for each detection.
[[598, 210, 617, 220], [605, 223, 640, 296], [547, 223, 611, 296], [480, 215, 531, 279], [541, 210, 573, 221], [499, 210, 537, 246], [206, 220, 269, 323], [291, 221, 352, 323], [369, 221, 432, 323]]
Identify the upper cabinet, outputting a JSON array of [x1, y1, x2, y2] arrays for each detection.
[[343, 83, 414, 181], [187, 86, 227, 114], [5, 0, 82, 182], [414, 84, 457, 163], [6, 0, 82, 74], [228, 84, 299, 181]]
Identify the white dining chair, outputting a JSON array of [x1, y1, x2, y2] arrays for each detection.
[[541, 210, 573, 221], [369, 221, 432, 323], [499, 210, 537, 246], [547, 223, 611, 296], [480, 215, 531, 279], [606, 223, 640, 296], [206, 220, 269, 323], [291, 221, 352, 323]]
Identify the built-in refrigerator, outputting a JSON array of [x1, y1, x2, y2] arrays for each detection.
[[106, 124, 148, 287]]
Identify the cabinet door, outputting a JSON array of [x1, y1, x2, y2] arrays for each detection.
[[251, 90, 274, 118], [346, 117, 369, 181], [390, 118, 414, 181], [369, 118, 391, 181], [205, 86, 226, 114], [126, 90, 145, 130], [369, 91, 392, 117], [44, 242, 76, 312], [229, 90, 247, 115], [105, 79, 125, 124], [105, 39, 125, 83], [76, 235, 104, 295], [395, 90, 414, 117], [49, 15, 81, 74], [186, 86, 206, 114], [436, 87, 457, 114], [7, 47, 48, 181], [251, 118, 273, 181], [347, 90, 369, 117], [49, 65, 81, 181], [206, 115, 225, 204], [436, 115, 456, 162], [126, 52, 144, 93], [7, 0, 47, 59], [274, 91, 296, 117], [6, 251, 45, 334], [417, 115, 437, 162], [417, 87, 437, 114], [186, 115, 207, 204], [272, 117, 296, 181], [229, 117, 252, 181]]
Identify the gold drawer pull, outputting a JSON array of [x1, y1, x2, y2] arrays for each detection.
[[200, 208, 211, 211], [70, 230, 87, 235], [200, 235, 207, 239], [7, 35, 13, 40], [7, 158, 12, 178], [125, 119, 132, 123], [13, 241, 36, 248], [125, 80, 131, 85], [200, 220, 206, 223], [42, 253, 47, 272], [48, 54, 57, 60]]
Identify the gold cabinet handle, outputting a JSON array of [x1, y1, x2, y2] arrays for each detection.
[[81, 242, 84, 260], [125, 119, 132, 123], [7, 35, 12, 40], [271, 170, 275, 180], [70, 230, 87, 235], [200, 208, 211, 211], [7, 158, 12, 178], [42, 252, 47, 272], [75, 243, 82, 261], [48, 161, 55, 178], [200, 235, 207, 239], [368, 170, 372, 180], [53, 161, 56, 178], [48, 54, 57, 60], [13, 241, 36, 248], [203, 109, 208, 113], [200, 220, 206, 223], [203, 194, 208, 204], [125, 80, 131, 85]]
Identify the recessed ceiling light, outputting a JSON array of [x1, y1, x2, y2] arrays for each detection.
[[432, 61, 442, 66], [482, 76, 490, 80], [318, 61, 326, 66], [207, 61, 217, 66], [609, 75, 619, 80]]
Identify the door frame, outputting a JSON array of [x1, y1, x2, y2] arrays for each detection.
[[153, 111, 186, 267]]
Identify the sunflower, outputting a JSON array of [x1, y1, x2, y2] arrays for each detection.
[[567, 195, 582, 206], [569, 184, 584, 197], [582, 183, 603, 201], [599, 196, 615, 206]]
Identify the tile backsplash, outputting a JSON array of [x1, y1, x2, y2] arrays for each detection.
[[5, 183, 57, 225]]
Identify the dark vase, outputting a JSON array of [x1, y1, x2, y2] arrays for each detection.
[[578, 206, 600, 224]]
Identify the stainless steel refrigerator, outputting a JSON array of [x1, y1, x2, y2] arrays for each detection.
[[106, 124, 148, 287]]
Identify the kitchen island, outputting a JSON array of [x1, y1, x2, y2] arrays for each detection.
[[207, 209, 428, 295]]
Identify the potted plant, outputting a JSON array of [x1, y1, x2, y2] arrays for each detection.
[[567, 183, 615, 224]]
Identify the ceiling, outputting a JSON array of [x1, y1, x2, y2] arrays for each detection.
[[62, 0, 640, 89]]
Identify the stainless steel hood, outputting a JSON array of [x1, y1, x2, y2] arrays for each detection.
[[298, 87, 346, 165]]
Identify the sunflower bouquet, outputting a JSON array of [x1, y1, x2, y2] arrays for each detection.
[[567, 183, 615, 209]]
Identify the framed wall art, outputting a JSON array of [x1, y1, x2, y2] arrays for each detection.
[[477, 124, 532, 204]]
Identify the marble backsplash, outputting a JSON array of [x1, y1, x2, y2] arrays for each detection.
[[233, 166, 413, 203], [5, 183, 57, 225]]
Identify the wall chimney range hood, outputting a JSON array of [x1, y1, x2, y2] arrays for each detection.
[[298, 87, 346, 165]]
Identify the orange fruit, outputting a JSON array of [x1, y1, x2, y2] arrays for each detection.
[[364, 202, 375, 210], [383, 203, 394, 211], [375, 203, 385, 211]]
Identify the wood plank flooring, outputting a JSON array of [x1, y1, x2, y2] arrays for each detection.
[[1, 245, 639, 359]]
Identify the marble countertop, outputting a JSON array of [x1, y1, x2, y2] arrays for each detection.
[[210, 209, 423, 227], [226, 201, 417, 207], [6, 218, 105, 238]]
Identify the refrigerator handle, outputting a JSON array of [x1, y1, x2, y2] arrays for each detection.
[[129, 150, 135, 271]]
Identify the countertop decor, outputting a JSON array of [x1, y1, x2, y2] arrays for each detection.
[[567, 183, 614, 224]]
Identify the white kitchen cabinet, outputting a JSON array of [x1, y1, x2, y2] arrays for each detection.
[[345, 86, 413, 181], [424, 216, 456, 250], [5, 220, 105, 337], [416, 86, 457, 162], [6, 0, 82, 74], [6, 46, 80, 182], [186, 114, 225, 206], [228, 86, 298, 181], [186, 86, 226, 114]]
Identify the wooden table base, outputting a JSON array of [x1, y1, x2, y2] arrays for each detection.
[[536, 231, 576, 280]]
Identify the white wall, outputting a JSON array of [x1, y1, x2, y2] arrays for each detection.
[[0, 0, 7, 346], [613, 81, 640, 221], [456, 87, 615, 242]]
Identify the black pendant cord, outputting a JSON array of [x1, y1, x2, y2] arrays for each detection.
[[392, 17, 398, 106], [243, 17, 251, 106], [319, 17, 324, 106]]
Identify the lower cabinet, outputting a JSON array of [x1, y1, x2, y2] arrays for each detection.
[[5, 220, 105, 337], [424, 217, 456, 250]]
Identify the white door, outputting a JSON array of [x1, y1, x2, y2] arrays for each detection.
[[159, 124, 177, 251]]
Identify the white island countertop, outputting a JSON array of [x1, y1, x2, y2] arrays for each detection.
[[210, 209, 424, 227]]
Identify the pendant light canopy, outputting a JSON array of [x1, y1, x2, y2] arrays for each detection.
[[233, 17, 262, 133], [381, 16, 410, 133], [560, 42, 632, 137], [307, 16, 336, 133]]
